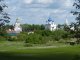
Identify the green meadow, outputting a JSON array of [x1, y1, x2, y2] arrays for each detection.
[[0, 41, 80, 60]]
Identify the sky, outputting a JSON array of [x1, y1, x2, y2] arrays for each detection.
[[5, 0, 75, 25]]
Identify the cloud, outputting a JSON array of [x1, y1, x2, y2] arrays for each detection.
[[22, 0, 54, 8], [63, 0, 73, 7], [23, 0, 54, 4], [23, 0, 33, 4], [22, 0, 74, 9], [60, 0, 74, 9], [14, 8, 71, 24], [37, 0, 54, 4], [5, 0, 75, 24]]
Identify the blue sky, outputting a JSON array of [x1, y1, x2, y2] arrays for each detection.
[[5, 0, 75, 24]]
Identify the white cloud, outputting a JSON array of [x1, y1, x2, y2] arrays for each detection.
[[23, 0, 54, 4], [61, 0, 73, 8], [23, 0, 33, 4], [37, 0, 54, 4], [64, 0, 73, 7], [5, 0, 75, 24]]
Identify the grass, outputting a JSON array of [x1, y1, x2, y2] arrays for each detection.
[[0, 41, 80, 60]]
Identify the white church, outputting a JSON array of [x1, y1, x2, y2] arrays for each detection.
[[45, 17, 74, 31], [14, 18, 22, 33], [45, 17, 57, 31], [7, 18, 22, 34]]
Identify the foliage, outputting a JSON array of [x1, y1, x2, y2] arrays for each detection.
[[5, 25, 14, 30], [7, 36, 17, 41], [52, 30, 70, 41], [24, 29, 70, 45], [35, 30, 52, 36], [25, 33, 47, 44], [17, 24, 71, 44], [71, 0, 80, 44], [17, 32, 27, 41], [1, 23, 71, 45], [21, 24, 45, 32], [0, 0, 10, 38], [0, 0, 10, 27], [0, 26, 7, 36], [57, 24, 64, 29], [0, 36, 6, 41]]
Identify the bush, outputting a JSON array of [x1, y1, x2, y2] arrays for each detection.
[[35, 30, 51, 36], [70, 42, 76, 45], [24, 43, 33, 47], [51, 30, 64, 41], [17, 32, 27, 41], [7, 36, 17, 41], [0, 36, 6, 41], [25, 30, 71, 44], [7, 32, 28, 41], [25, 33, 47, 44], [51, 30, 70, 41], [41, 30, 51, 36]]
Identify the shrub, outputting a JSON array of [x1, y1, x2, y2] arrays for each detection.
[[7, 36, 17, 41], [70, 42, 76, 45], [25, 33, 47, 44], [17, 32, 27, 41], [51, 30, 70, 41], [24, 43, 33, 47], [0, 36, 6, 41], [35, 30, 51, 36]]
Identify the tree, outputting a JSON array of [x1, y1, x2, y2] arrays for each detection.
[[0, 0, 10, 27], [57, 24, 64, 29], [0, 0, 10, 36], [41, 24, 45, 30], [71, 0, 80, 44], [21, 24, 45, 32]]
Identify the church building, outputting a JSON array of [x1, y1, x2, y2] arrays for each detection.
[[45, 17, 57, 31], [14, 18, 22, 33], [7, 18, 22, 36]]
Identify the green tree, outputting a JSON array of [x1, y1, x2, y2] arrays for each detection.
[[21, 24, 45, 32], [57, 24, 64, 29], [52, 30, 69, 41], [0, 0, 10, 36], [17, 32, 27, 41], [0, 0, 10, 27], [71, 0, 80, 44]]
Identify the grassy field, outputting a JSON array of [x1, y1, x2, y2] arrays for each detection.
[[0, 41, 80, 60]]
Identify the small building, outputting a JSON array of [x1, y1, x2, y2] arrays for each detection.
[[45, 17, 57, 31], [7, 18, 22, 36], [14, 18, 22, 33]]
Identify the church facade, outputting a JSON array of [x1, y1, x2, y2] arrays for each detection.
[[7, 18, 22, 36], [45, 17, 57, 31], [14, 18, 22, 33]]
